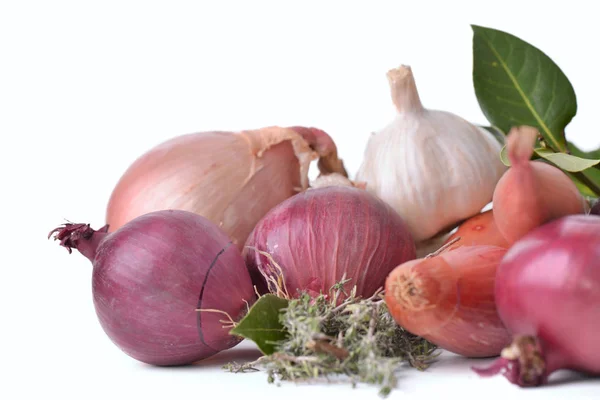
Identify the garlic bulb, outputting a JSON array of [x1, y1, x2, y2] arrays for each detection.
[[106, 126, 347, 251], [356, 65, 507, 242]]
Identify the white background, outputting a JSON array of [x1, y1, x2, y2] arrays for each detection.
[[2, 1, 599, 399]]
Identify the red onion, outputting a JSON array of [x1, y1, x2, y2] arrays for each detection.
[[244, 186, 416, 299], [49, 210, 255, 366], [106, 126, 347, 252], [473, 214, 600, 386]]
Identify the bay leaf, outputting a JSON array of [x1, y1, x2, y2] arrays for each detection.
[[498, 142, 543, 167], [230, 294, 289, 355], [472, 25, 577, 152], [568, 141, 600, 160], [568, 173, 598, 198], [499, 144, 510, 166], [534, 149, 600, 172], [480, 125, 506, 145], [564, 142, 600, 196]]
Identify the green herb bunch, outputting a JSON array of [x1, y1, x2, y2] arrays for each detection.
[[226, 278, 438, 397]]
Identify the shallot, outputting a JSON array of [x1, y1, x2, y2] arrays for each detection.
[[106, 126, 347, 251], [474, 214, 600, 386], [385, 245, 511, 357], [492, 126, 586, 244], [49, 210, 255, 366], [444, 210, 510, 250]]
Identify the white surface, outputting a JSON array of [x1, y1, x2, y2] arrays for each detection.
[[2, 1, 599, 399]]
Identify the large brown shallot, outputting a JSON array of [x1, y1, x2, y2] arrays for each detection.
[[106, 126, 347, 251]]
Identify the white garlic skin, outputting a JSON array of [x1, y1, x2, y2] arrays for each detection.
[[355, 65, 507, 242]]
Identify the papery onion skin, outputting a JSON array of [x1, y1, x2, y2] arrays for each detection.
[[49, 210, 255, 366], [474, 214, 600, 386], [244, 186, 416, 300], [444, 210, 510, 250], [106, 126, 347, 251], [385, 245, 511, 358], [492, 126, 585, 244]]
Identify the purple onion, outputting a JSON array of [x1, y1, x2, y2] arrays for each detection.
[[244, 186, 417, 299], [474, 214, 600, 386], [49, 209, 255, 366]]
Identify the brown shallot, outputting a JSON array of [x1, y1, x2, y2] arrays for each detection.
[[492, 126, 586, 244], [384, 245, 511, 358], [106, 126, 347, 251]]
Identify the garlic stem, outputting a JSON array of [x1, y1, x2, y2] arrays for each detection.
[[387, 65, 424, 114]]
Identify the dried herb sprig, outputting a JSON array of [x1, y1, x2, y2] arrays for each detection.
[[225, 279, 439, 397]]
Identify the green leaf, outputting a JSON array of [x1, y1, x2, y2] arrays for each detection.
[[499, 144, 510, 166], [564, 144, 600, 196], [569, 173, 597, 197], [480, 125, 506, 145], [472, 24, 577, 152], [534, 148, 600, 172], [499, 142, 544, 167], [568, 141, 600, 160], [230, 294, 289, 355]]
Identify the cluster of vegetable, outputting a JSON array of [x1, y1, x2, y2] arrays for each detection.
[[49, 25, 600, 396]]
